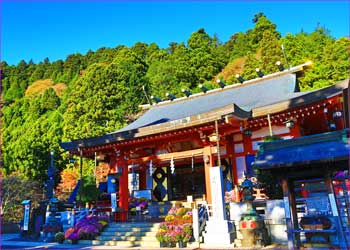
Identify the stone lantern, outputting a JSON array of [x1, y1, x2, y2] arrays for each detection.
[[239, 176, 269, 247]]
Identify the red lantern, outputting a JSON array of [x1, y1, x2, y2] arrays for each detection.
[[250, 221, 257, 229], [241, 221, 247, 229]]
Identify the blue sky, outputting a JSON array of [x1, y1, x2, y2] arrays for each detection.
[[1, 1, 349, 65]]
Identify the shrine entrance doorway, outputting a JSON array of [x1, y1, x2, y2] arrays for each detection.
[[168, 164, 206, 201]]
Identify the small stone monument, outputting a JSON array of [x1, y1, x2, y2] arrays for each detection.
[[202, 166, 234, 246]]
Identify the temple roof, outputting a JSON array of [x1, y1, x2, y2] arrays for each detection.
[[118, 73, 297, 132], [60, 62, 348, 151]]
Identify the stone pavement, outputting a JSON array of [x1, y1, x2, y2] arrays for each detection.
[[0, 233, 287, 249], [0, 233, 195, 250]]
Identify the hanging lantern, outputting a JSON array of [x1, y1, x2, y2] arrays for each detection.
[[285, 119, 295, 128], [333, 110, 342, 119]]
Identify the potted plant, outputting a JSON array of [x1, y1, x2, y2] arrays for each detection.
[[166, 231, 177, 248], [55, 232, 65, 244], [155, 206, 193, 248], [64, 227, 78, 244], [156, 229, 167, 247], [175, 223, 192, 248]]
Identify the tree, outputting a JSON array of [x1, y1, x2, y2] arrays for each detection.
[[247, 15, 281, 48], [252, 12, 265, 23], [29, 63, 46, 83], [242, 53, 260, 80], [260, 30, 284, 74], [187, 28, 212, 49], [77, 176, 99, 204], [1, 172, 42, 223], [131, 42, 148, 60], [59, 53, 87, 83], [63, 48, 148, 140], [40, 88, 61, 112], [56, 168, 79, 201]]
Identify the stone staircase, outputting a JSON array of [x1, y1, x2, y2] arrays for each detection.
[[78, 221, 161, 247]]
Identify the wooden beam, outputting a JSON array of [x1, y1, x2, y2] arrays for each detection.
[[127, 148, 205, 164]]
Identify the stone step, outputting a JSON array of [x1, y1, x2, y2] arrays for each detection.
[[101, 231, 157, 237], [108, 222, 160, 228], [106, 223, 159, 230], [104, 226, 159, 232], [96, 235, 158, 242], [74, 221, 163, 248], [200, 242, 236, 248], [79, 239, 200, 248], [78, 239, 162, 247]]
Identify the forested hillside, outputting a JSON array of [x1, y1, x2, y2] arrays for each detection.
[[2, 13, 350, 184]]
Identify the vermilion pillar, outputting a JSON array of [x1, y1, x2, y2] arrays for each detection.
[[117, 153, 129, 222], [203, 146, 214, 205], [242, 133, 253, 154]]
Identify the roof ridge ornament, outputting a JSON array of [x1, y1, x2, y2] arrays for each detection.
[[255, 68, 264, 78], [199, 84, 208, 93], [276, 61, 284, 71], [216, 79, 226, 88], [151, 95, 162, 104], [236, 74, 245, 83], [182, 89, 192, 97], [166, 93, 176, 101]]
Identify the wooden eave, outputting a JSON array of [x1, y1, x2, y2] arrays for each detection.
[[61, 103, 250, 153]]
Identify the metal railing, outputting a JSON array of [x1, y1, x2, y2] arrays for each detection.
[[192, 203, 209, 242]]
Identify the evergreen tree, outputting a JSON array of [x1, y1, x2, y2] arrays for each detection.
[[248, 15, 281, 47], [63, 48, 148, 140], [260, 30, 284, 74], [242, 53, 260, 80]]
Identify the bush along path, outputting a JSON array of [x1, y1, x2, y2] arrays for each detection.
[[64, 214, 109, 244]]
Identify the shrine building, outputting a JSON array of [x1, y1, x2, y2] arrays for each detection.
[[60, 61, 350, 224]]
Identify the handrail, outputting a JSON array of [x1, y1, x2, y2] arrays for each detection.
[[192, 203, 209, 242], [73, 208, 89, 225], [289, 229, 337, 233]]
